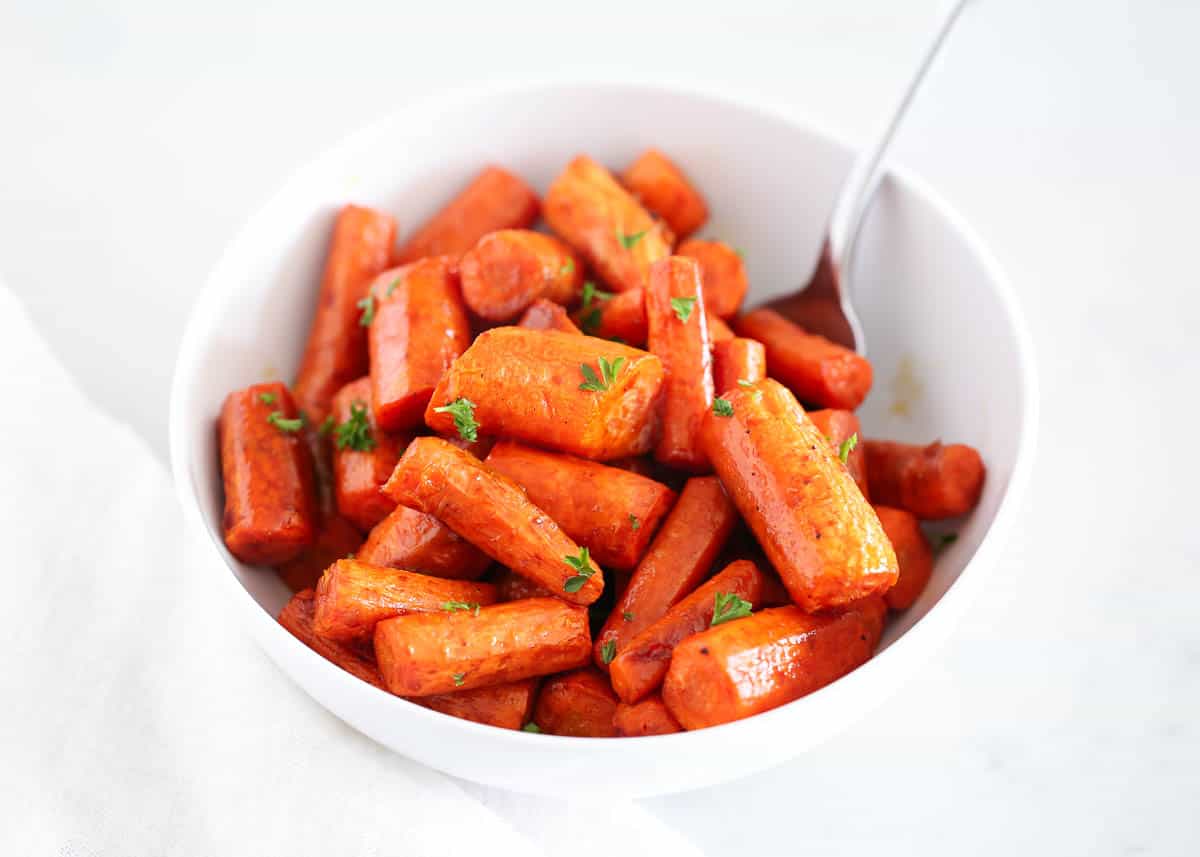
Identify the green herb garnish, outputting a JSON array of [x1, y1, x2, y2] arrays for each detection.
[[452, 673, 466, 687], [562, 546, 596, 593], [737, 379, 755, 388], [600, 640, 617, 665], [433, 398, 479, 443], [629, 514, 640, 531], [712, 397, 734, 417], [616, 228, 648, 249], [670, 296, 697, 323], [711, 592, 753, 626], [561, 259, 575, 276], [442, 600, 482, 616], [522, 722, 542, 733], [258, 391, 277, 405], [579, 356, 625, 393], [837, 432, 858, 465], [386, 277, 400, 297], [356, 294, 376, 327], [622, 611, 634, 622], [334, 402, 376, 452], [267, 411, 304, 433], [318, 415, 335, 437]]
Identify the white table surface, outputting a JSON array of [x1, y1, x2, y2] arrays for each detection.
[[3, 0, 1198, 854]]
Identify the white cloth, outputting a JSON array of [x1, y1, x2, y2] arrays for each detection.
[[0, 283, 704, 857]]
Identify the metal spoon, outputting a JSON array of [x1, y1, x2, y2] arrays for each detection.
[[760, 0, 972, 353]]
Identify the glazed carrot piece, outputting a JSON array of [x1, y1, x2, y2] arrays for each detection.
[[374, 597, 591, 696], [612, 694, 682, 737], [330, 378, 408, 531], [544, 155, 672, 293], [394, 166, 539, 264], [491, 567, 556, 601], [276, 512, 363, 593], [367, 257, 471, 432], [219, 382, 317, 565], [621, 149, 708, 240], [313, 558, 499, 643], [594, 476, 737, 669], [425, 327, 665, 461], [609, 560, 766, 704], [413, 679, 539, 731], [808, 408, 869, 499], [701, 379, 897, 612], [646, 257, 714, 471], [734, 308, 872, 410], [484, 440, 676, 571], [677, 239, 748, 318], [383, 437, 606, 605], [532, 668, 618, 737], [460, 230, 583, 322], [873, 506, 933, 610], [278, 589, 383, 689], [662, 599, 887, 730], [294, 205, 397, 423], [576, 287, 647, 344], [712, 337, 766, 395], [357, 504, 491, 580], [864, 440, 986, 520], [518, 298, 582, 334]]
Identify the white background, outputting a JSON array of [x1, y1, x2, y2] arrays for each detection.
[[3, 0, 1198, 854]]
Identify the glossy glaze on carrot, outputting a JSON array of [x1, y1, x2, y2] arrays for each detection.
[[677, 239, 748, 318], [873, 505, 934, 610], [808, 408, 870, 500], [491, 567, 556, 601], [356, 503, 491, 580], [278, 589, 383, 689], [330, 377, 407, 531], [864, 439, 986, 520], [532, 668, 618, 737], [575, 287, 647, 344], [612, 694, 682, 737], [712, 337, 766, 396], [621, 148, 708, 240], [518, 298, 582, 334], [412, 679, 539, 730], [460, 229, 583, 322]]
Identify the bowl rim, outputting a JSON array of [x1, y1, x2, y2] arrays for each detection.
[[168, 79, 1039, 753]]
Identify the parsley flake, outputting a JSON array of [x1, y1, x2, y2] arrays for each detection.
[[600, 639, 617, 665], [579, 356, 625, 392], [385, 277, 400, 297], [452, 673, 466, 687], [334, 402, 376, 452], [712, 397, 734, 417], [837, 433, 858, 465], [562, 546, 596, 593], [737, 379, 755, 388], [580, 281, 613, 309], [711, 592, 753, 626], [258, 391, 277, 405], [670, 296, 697, 323], [442, 600, 482, 616], [267, 411, 304, 433], [616, 228, 648, 249], [318, 415, 335, 437], [622, 611, 634, 622], [561, 259, 575, 276], [356, 294, 376, 327], [433, 398, 479, 443], [629, 514, 640, 531], [522, 722, 542, 733]]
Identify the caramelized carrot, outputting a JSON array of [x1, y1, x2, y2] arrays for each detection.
[[413, 679, 539, 730], [662, 599, 887, 729], [609, 560, 766, 703], [701, 379, 897, 611], [864, 440, 986, 520], [491, 567, 556, 601], [485, 440, 676, 571], [873, 506, 934, 610], [394, 166, 539, 264], [425, 327, 665, 461], [367, 257, 471, 432], [374, 597, 591, 696], [276, 512, 363, 593], [576, 287, 647, 345], [677, 239, 748, 318], [621, 149, 708, 240], [808, 408, 869, 499], [278, 589, 383, 689], [460, 229, 583, 321], [357, 504, 491, 580], [712, 337, 766, 395], [595, 476, 737, 669], [313, 559, 499, 643], [518, 298, 582, 334], [532, 668, 618, 737], [219, 383, 317, 565], [708, 316, 735, 343], [613, 694, 682, 737], [646, 257, 714, 470], [733, 308, 872, 410], [294, 205, 397, 423], [544, 155, 671, 293], [330, 378, 407, 531], [383, 437, 605, 605]]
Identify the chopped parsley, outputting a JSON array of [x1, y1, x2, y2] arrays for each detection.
[[670, 296, 697, 323], [579, 356, 625, 393], [629, 514, 640, 531], [452, 673, 466, 687], [561, 259, 575, 276], [600, 640, 617, 665], [356, 294, 376, 327], [522, 722, 542, 733], [622, 611, 634, 622], [712, 397, 734, 417], [837, 433, 858, 465], [317, 414, 335, 437], [616, 228, 648, 249], [562, 546, 597, 593], [385, 277, 400, 297], [258, 391, 277, 405], [442, 600, 482, 616], [267, 411, 304, 433], [333, 402, 376, 452], [737, 379, 755, 388], [432, 398, 479, 443], [711, 592, 753, 626]]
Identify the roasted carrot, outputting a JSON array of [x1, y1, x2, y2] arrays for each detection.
[[294, 205, 397, 423], [383, 437, 605, 605], [367, 257, 471, 432], [646, 257, 714, 471], [374, 597, 591, 696], [518, 298, 582, 334], [733, 308, 873, 410], [873, 506, 934, 610], [425, 327, 665, 461], [613, 694, 682, 737], [576, 286, 647, 344], [484, 440, 676, 571], [394, 166, 539, 264], [708, 315, 735, 343], [808, 408, 869, 500], [595, 476, 737, 669], [609, 560, 766, 703], [460, 229, 583, 322], [621, 149, 708, 240], [329, 378, 407, 531], [278, 589, 383, 689], [313, 558, 499, 643], [864, 440, 986, 520], [532, 668, 618, 737], [677, 239, 748, 318], [712, 337, 766, 396], [491, 567, 556, 601], [219, 383, 317, 565], [701, 379, 897, 611], [357, 504, 491, 580], [544, 155, 672, 293], [413, 679, 539, 730], [276, 512, 363, 593], [662, 598, 887, 730]]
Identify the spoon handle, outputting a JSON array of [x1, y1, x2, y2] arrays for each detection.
[[827, 0, 972, 268]]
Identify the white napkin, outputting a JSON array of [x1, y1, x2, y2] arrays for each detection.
[[0, 283, 704, 857]]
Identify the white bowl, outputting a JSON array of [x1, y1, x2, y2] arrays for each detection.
[[169, 82, 1037, 798]]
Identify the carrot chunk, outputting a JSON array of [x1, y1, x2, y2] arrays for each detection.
[[330, 377, 408, 531], [276, 512, 363, 593], [712, 337, 766, 396], [621, 148, 708, 240], [873, 506, 934, 610], [576, 287, 648, 344], [279, 589, 383, 689], [518, 298, 582, 334], [677, 239, 748, 318], [532, 668, 618, 737], [808, 408, 869, 500], [357, 504, 491, 580], [460, 229, 582, 322], [864, 439, 986, 520], [612, 694, 682, 737], [414, 679, 539, 730]]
